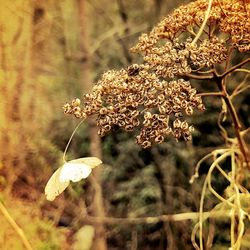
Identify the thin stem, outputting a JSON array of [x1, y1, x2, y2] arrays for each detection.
[[63, 119, 85, 163], [198, 92, 223, 97], [235, 69, 250, 74], [216, 0, 228, 16], [199, 152, 232, 250], [192, 0, 213, 45], [85, 211, 231, 225], [214, 76, 250, 169], [218, 58, 250, 79], [186, 73, 214, 80], [197, 69, 214, 74], [0, 201, 33, 250]]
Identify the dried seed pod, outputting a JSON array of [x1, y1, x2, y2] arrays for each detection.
[[154, 81, 163, 90], [98, 128, 106, 137], [173, 97, 181, 105], [152, 120, 159, 128], [173, 119, 181, 128], [141, 141, 152, 148], [157, 94, 165, 103], [155, 135, 164, 144], [162, 127, 172, 135], [158, 115, 168, 122], [63, 103, 72, 114], [125, 125, 134, 131], [72, 98, 81, 106], [127, 64, 140, 76], [180, 100, 188, 109], [81, 112, 87, 120], [104, 124, 111, 132], [74, 111, 82, 118], [118, 120, 126, 127], [173, 129, 182, 139], [100, 107, 108, 115], [198, 104, 206, 111], [73, 106, 81, 113], [143, 119, 151, 127], [131, 110, 140, 118], [189, 125, 194, 133], [181, 121, 189, 130], [175, 112, 183, 118], [132, 119, 140, 127], [185, 106, 193, 115], [144, 112, 152, 119], [159, 105, 166, 114], [165, 88, 173, 96], [108, 106, 114, 112], [165, 106, 173, 115], [173, 105, 181, 113]]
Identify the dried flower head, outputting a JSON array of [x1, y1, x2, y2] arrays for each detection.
[[63, 63, 204, 147], [63, 0, 248, 148], [131, 0, 249, 53]]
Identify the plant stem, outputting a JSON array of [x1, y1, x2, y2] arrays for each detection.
[[0, 201, 33, 250], [198, 92, 223, 97], [191, 0, 213, 45], [186, 73, 214, 80], [219, 57, 250, 79], [85, 211, 231, 225], [214, 76, 250, 169]]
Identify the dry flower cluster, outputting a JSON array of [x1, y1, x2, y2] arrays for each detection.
[[64, 66, 204, 147], [133, 0, 249, 52], [63, 0, 249, 148], [131, 37, 227, 77]]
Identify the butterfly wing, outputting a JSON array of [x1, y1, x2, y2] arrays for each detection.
[[45, 167, 70, 201], [60, 162, 92, 182], [68, 157, 102, 168], [45, 157, 102, 201]]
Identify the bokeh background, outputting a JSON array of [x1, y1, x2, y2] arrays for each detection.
[[0, 0, 249, 249]]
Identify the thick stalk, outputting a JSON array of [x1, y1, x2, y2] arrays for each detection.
[[215, 76, 249, 169]]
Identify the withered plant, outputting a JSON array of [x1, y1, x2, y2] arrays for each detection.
[[63, 0, 250, 249]]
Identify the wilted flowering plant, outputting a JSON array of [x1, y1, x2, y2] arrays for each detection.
[[63, 0, 249, 150], [48, 0, 250, 249]]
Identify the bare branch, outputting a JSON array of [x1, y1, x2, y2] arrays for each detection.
[[186, 73, 214, 80], [84, 211, 231, 225], [198, 92, 223, 97], [219, 58, 250, 79]]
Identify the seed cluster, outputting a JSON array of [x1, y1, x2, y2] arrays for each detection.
[[63, 0, 248, 148], [131, 37, 227, 78], [63, 64, 204, 148], [188, 37, 228, 68], [132, 0, 249, 53], [220, 3, 250, 52]]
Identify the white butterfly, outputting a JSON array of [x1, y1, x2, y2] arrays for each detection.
[[45, 157, 102, 201]]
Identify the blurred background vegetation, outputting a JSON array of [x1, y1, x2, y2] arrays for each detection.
[[0, 0, 249, 249]]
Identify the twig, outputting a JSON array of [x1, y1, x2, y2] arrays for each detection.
[[216, 0, 227, 16], [0, 201, 33, 250], [235, 69, 250, 74], [198, 92, 223, 97], [218, 58, 250, 79], [84, 211, 231, 225], [214, 76, 250, 169], [197, 69, 214, 74], [192, 0, 213, 45], [186, 73, 214, 80]]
